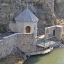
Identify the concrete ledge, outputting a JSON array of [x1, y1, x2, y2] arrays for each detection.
[[3, 33, 17, 39], [0, 40, 3, 42]]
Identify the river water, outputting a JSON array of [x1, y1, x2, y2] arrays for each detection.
[[24, 48, 64, 64]]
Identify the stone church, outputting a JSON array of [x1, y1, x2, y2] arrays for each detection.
[[8, 7, 39, 53], [9, 7, 39, 38]]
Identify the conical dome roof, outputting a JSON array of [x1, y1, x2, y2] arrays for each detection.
[[15, 7, 39, 22]]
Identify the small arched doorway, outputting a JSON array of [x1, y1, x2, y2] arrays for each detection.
[[25, 26, 31, 33]]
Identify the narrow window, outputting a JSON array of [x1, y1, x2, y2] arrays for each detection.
[[53, 30, 55, 36]]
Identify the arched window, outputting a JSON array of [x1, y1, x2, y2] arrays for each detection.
[[25, 26, 31, 33]]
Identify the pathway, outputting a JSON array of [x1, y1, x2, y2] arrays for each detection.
[[36, 35, 62, 48]]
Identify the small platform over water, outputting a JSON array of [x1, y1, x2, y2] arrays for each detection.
[[26, 47, 53, 56]]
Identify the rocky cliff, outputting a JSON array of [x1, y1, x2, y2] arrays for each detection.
[[0, 0, 54, 35], [54, 0, 64, 18]]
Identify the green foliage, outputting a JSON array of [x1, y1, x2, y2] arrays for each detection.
[[0, 24, 7, 33]]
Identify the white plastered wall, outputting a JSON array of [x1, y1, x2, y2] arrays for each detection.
[[15, 21, 38, 38], [24, 22, 34, 34], [16, 21, 24, 33], [33, 22, 38, 38], [24, 22, 37, 38]]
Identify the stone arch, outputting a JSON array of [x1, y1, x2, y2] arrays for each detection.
[[25, 26, 31, 33]]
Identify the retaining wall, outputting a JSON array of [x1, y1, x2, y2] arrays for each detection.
[[0, 33, 35, 58], [17, 33, 36, 53], [0, 34, 17, 58]]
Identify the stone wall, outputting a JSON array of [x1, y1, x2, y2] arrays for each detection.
[[0, 34, 17, 58], [55, 27, 63, 40], [17, 33, 36, 53], [45, 25, 63, 40], [0, 33, 36, 58], [45, 26, 55, 39]]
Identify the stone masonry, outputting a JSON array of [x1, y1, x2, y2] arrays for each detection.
[[0, 33, 36, 58], [0, 34, 17, 58], [17, 33, 36, 53]]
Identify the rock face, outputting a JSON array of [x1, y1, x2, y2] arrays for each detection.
[[0, 0, 54, 35], [54, 0, 64, 18]]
